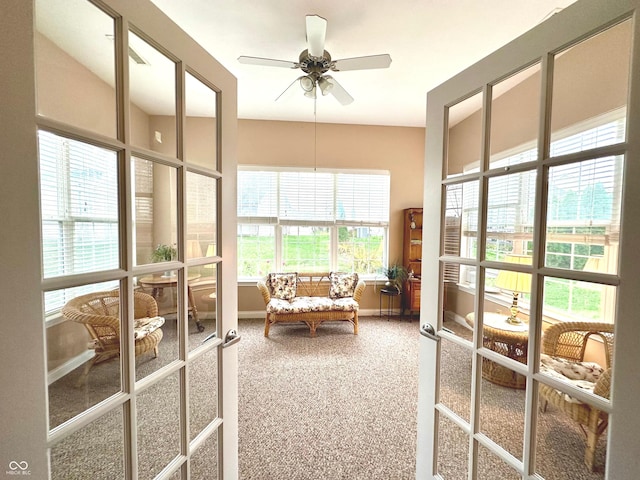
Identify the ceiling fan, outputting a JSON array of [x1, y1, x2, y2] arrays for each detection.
[[238, 14, 392, 105]]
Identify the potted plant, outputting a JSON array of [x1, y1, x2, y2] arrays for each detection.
[[151, 243, 177, 262], [381, 263, 408, 293]]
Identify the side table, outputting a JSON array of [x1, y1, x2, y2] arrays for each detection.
[[466, 312, 529, 389], [379, 288, 401, 320]]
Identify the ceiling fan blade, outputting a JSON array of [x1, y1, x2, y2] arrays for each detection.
[[324, 76, 353, 105], [332, 54, 392, 72], [238, 56, 297, 69], [305, 14, 327, 58], [275, 76, 306, 102]]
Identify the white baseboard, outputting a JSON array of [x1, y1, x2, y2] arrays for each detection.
[[48, 350, 94, 385]]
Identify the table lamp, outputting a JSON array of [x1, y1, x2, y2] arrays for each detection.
[[494, 255, 532, 325]]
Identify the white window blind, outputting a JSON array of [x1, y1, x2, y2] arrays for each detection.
[[279, 171, 334, 223], [336, 173, 390, 224], [237, 169, 278, 222]]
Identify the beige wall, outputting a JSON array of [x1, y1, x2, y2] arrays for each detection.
[[448, 20, 630, 172], [237, 119, 425, 314]]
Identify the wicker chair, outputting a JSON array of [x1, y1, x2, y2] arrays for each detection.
[[539, 321, 614, 471], [62, 291, 164, 379]]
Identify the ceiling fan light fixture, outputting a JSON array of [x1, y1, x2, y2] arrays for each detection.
[[318, 76, 334, 96], [300, 75, 315, 92], [304, 85, 317, 99]]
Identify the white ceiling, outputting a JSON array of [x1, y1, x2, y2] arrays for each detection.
[[149, 0, 578, 127]]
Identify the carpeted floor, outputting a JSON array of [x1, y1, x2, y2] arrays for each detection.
[[47, 315, 607, 479], [238, 317, 420, 480]]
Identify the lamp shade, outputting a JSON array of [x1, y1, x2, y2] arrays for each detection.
[[186, 240, 203, 259], [318, 76, 334, 96], [300, 75, 315, 92], [495, 255, 532, 294], [584, 255, 606, 273]]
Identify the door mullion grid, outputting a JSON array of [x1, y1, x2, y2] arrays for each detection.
[[523, 50, 555, 478], [117, 13, 139, 480], [175, 57, 194, 478], [466, 83, 493, 479]]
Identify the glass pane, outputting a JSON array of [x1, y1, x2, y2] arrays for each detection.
[[481, 268, 530, 381], [189, 348, 218, 441], [489, 63, 541, 169], [190, 432, 218, 479], [35, 0, 116, 138], [133, 157, 178, 267], [442, 263, 474, 343], [137, 371, 181, 479], [237, 224, 275, 278], [337, 226, 385, 275], [39, 131, 119, 279], [439, 337, 472, 422], [550, 20, 631, 155], [536, 380, 608, 477], [129, 31, 177, 156], [188, 263, 218, 351], [185, 72, 218, 169], [479, 369, 526, 460], [446, 181, 479, 260], [486, 170, 536, 262], [546, 155, 622, 275], [543, 277, 617, 325], [47, 282, 122, 429], [477, 443, 521, 480], [134, 272, 180, 381], [446, 91, 483, 177], [50, 407, 124, 479], [282, 225, 330, 272], [436, 414, 469, 478], [187, 172, 217, 259]]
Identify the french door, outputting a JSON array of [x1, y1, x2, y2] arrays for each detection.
[[417, 0, 640, 478], [0, 0, 238, 478]]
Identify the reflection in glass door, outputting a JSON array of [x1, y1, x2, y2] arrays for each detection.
[[34, 0, 236, 478], [419, 3, 639, 479]]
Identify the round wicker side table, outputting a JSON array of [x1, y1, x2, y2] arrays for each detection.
[[466, 312, 529, 389]]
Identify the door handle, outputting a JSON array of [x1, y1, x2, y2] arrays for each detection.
[[222, 329, 241, 348], [420, 323, 439, 341]]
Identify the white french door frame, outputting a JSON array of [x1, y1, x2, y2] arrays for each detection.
[[417, 0, 640, 478], [0, 0, 238, 478]]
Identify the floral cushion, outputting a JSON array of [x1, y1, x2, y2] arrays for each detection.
[[269, 273, 298, 300], [329, 272, 359, 299], [133, 316, 165, 340], [540, 354, 604, 403], [266, 296, 359, 314]]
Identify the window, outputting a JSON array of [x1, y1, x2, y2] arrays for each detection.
[[237, 167, 390, 278], [39, 130, 120, 313], [458, 110, 624, 321]]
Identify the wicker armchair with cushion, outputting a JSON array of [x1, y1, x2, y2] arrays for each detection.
[[62, 291, 165, 379], [539, 321, 614, 471]]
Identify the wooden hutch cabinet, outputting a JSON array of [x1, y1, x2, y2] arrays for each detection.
[[403, 208, 423, 317]]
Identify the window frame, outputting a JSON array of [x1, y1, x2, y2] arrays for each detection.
[[237, 165, 391, 280]]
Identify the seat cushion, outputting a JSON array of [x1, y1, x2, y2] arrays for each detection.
[[134, 316, 165, 340], [267, 296, 359, 314], [540, 354, 604, 402]]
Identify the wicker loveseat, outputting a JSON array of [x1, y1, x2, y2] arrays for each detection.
[[257, 272, 366, 337]]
